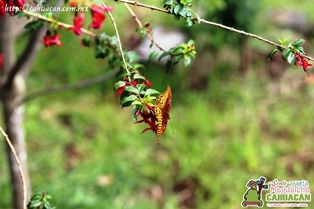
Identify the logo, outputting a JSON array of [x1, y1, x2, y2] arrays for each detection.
[[242, 176, 269, 207], [266, 179, 311, 207], [242, 177, 312, 208]]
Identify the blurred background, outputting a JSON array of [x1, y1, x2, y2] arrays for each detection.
[[1, 0, 314, 208]]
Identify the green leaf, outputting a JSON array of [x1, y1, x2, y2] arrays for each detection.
[[282, 48, 295, 64], [148, 51, 159, 62], [295, 46, 305, 54], [268, 48, 278, 60], [179, 7, 189, 17], [137, 84, 146, 94], [282, 48, 292, 62], [185, 19, 194, 27], [121, 95, 138, 107], [24, 20, 44, 30], [124, 86, 138, 94], [114, 81, 126, 90], [132, 106, 140, 122], [171, 47, 184, 55], [145, 89, 160, 96], [184, 56, 191, 66], [173, 4, 182, 15], [286, 51, 295, 64], [159, 51, 170, 61], [95, 46, 109, 59], [133, 73, 146, 81], [82, 38, 91, 47], [293, 38, 305, 46], [173, 54, 183, 65], [173, 14, 181, 21], [166, 58, 172, 73], [133, 63, 145, 70]]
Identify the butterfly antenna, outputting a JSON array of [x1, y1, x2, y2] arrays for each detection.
[[156, 135, 161, 145]]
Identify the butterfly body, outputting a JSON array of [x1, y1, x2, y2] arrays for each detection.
[[153, 85, 172, 136]]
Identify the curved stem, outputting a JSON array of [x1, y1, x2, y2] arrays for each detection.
[[0, 127, 26, 209], [123, 3, 166, 52], [100, 1, 131, 82]]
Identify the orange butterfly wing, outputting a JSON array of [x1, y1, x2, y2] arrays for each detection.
[[154, 85, 172, 136]]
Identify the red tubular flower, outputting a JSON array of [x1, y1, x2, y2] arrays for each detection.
[[295, 53, 312, 77], [42, 31, 62, 47], [0, 1, 5, 18], [116, 80, 137, 95], [89, 5, 113, 29], [72, 11, 84, 36], [15, 0, 25, 11], [136, 110, 158, 135], [69, 1, 78, 7]]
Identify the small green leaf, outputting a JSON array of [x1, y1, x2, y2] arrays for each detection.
[[268, 48, 278, 60], [159, 51, 170, 61], [293, 38, 305, 46], [137, 84, 146, 94], [132, 106, 140, 122], [82, 37, 91, 47], [95, 46, 109, 59], [173, 14, 181, 21], [148, 51, 159, 62], [173, 4, 182, 15], [286, 51, 295, 64], [24, 20, 44, 30], [282, 48, 292, 61], [173, 54, 183, 65], [185, 19, 194, 27], [184, 56, 191, 66], [124, 86, 138, 94], [121, 95, 138, 107], [166, 58, 172, 73], [145, 89, 160, 96], [133, 73, 146, 81], [114, 81, 126, 90]]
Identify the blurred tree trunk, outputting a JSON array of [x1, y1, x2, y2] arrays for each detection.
[[0, 14, 46, 209], [0, 15, 31, 209]]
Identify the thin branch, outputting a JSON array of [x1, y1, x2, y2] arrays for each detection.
[[0, 127, 26, 209], [22, 9, 96, 37], [123, 3, 166, 52], [23, 69, 119, 103], [115, 0, 314, 62], [100, 1, 131, 82]]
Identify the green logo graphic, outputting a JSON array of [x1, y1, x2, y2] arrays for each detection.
[[242, 176, 269, 207]]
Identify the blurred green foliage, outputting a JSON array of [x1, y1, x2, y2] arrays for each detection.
[[1, 0, 314, 209]]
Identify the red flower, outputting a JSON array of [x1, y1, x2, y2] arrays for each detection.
[[42, 31, 62, 47], [0, 53, 4, 69], [15, 0, 25, 10], [136, 110, 158, 135], [116, 80, 137, 95], [89, 5, 113, 29], [69, 1, 77, 7], [72, 11, 84, 36], [0, 0, 5, 18], [295, 53, 312, 77]]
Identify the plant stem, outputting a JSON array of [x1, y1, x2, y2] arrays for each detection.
[[0, 127, 26, 209], [100, 1, 131, 82], [123, 3, 166, 52]]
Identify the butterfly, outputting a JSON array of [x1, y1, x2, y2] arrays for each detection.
[[153, 85, 172, 137]]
